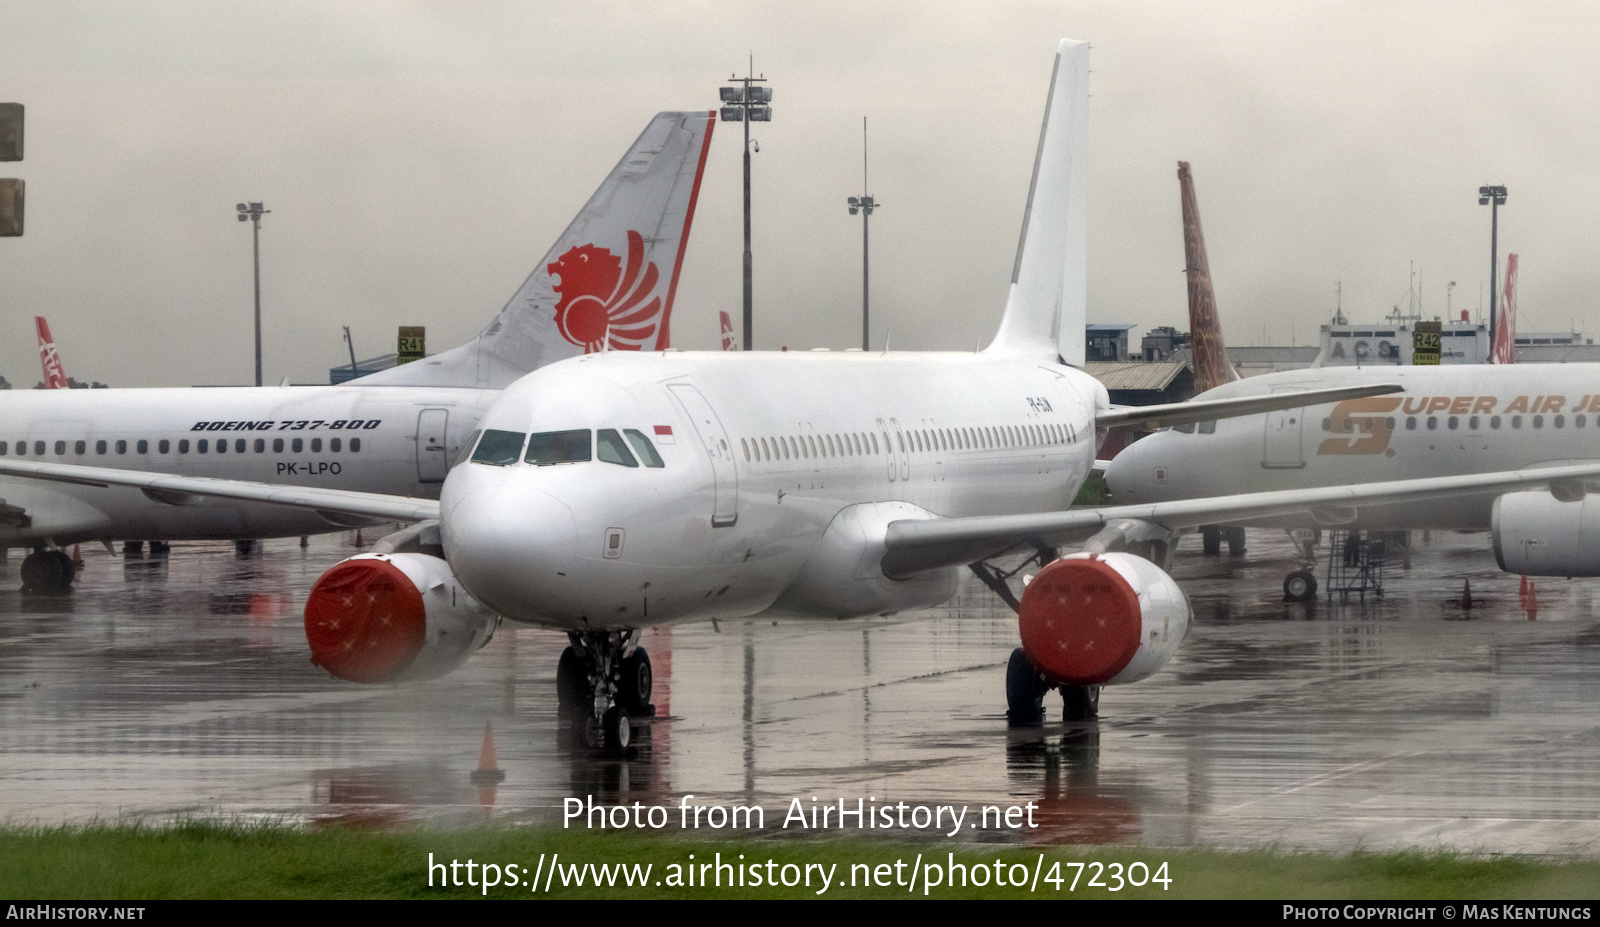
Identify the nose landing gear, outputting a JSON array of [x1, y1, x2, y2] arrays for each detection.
[[556, 630, 654, 754]]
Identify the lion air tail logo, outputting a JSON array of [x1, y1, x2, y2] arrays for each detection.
[[548, 230, 669, 353], [719, 311, 737, 351], [1491, 253, 1518, 364], [35, 316, 68, 389]]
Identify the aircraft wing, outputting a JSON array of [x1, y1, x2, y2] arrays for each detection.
[[0, 459, 439, 524], [881, 462, 1600, 578], [1095, 382, 1402, 431]]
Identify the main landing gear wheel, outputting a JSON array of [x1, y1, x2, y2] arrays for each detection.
[[617, 648, 654, 716], [555, 646, 587, 711], [1005, 648, 1049, 727], [1062, 685, 1100, 722], [1283, 569, 1318, 602], [20, 549, 74, 594]]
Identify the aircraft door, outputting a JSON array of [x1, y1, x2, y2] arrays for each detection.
[[889, 417, 911, 481], [669, 383, 738, 527], [1262, 388, 1306, 469], [876, 418, 896, 482], [416, 409, 450, 483]]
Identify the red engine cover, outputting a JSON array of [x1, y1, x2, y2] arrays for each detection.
[[1017, 555, 1142, 685], [304, 558, 427, 683]]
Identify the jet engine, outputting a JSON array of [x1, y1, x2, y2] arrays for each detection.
[[1492, 491, 1600, 577], [1017, 552, 1190, 686], [303, 553, 499, 683]]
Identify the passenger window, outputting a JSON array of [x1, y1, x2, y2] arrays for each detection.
[[273, 438, 284, 452], [217, 439, 227, 454], [159, 439, 170, 454], [73, 440, 85, 454], [0, 441, 7, 455], [292, 438, 302, 452], [179, 440, 190, 453], [236, 439, 246, 453], [310, 438, 322, 452], [137, 439, 148, 454], [117, 440, 128, 454], [330, 438, 340, 452], [597, 429, 639, 467], [351, 437, 361, 452], [54, 440, 65, 455], [472, 429, 526, 466], [256, 438, 266, 452], [525, 429, 592, 466], [622, 430, 664, 468]]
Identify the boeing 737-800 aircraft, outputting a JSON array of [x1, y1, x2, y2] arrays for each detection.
[[5, 42, 1597, 751], [0, 110, 713, 592]]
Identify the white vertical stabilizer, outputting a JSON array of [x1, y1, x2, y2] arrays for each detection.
[[986, 39, 1088, 365], [361, 110, 715, 389]]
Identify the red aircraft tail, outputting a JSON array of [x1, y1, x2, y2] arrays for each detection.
[[1490, 254, 1518, 364], [1178, 162, 1240, 391], [36, 316, 68, 388]]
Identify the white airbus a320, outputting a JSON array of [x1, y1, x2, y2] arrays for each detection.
[[5, 40, 1599, 751]]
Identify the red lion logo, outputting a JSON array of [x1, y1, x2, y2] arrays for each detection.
[[548, 230, 665, 352]]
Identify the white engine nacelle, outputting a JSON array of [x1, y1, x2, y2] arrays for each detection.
[[772, 501, 960, 618], [1492, 491, 1600, 577], [1017, 552, 1190, 686], [304, 553, 499, 683]]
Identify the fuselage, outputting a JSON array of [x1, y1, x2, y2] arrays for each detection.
[[0, 385, 495, 545], [1105, 364, 1600, 529], [439, 349, 1103, 631]]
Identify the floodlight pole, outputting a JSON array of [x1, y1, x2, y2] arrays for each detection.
[[237, 201, 270, 386], [1478, 185, 1506, 355], [847, 117, 880, 351], [720, 59, 770, 351]]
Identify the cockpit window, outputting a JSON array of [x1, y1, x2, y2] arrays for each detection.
[[471, 429, 526, 466], [597, 429, 639, 467], [526, 429, 592, 466], [624, 429, 666, 468], [459, 429, 482, 465]]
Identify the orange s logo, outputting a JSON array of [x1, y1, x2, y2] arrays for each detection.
[[1316, 397, 1403, 456]]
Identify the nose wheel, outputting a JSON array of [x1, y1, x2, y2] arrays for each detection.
[[556, 631, 652, 754]]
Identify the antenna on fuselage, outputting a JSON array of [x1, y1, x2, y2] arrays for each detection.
[[881, 323, 892, 356]]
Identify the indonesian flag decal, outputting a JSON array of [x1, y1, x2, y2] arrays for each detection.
[[548, 230, 668, 353], [36, 316, 68, 389], [653, 424, 675, 445], [1490, 253, 1518, 365]]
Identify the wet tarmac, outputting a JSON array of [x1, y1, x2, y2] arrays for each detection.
[[2, 529, 1599, 855]]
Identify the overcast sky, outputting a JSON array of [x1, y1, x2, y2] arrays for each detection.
[[0, 1, 1594, 387]]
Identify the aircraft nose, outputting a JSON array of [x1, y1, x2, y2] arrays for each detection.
[[443, 482, 577, 622], [1104, 441, 1138, 499]]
